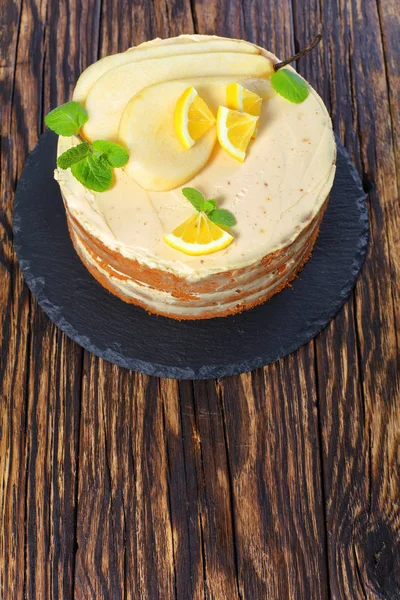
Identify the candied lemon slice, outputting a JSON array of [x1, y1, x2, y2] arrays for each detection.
[[174, 86, 216, 149], [216, 106, 258, 162], [226, 82, 263, 116], [164, 212, 233, 256]]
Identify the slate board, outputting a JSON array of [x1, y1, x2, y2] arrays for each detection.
[[13, 130, 369, 379]]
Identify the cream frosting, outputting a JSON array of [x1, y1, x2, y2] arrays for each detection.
[[55, 35, 336, 283]]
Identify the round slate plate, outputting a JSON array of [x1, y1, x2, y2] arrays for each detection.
[[13, 131, 368, 379]]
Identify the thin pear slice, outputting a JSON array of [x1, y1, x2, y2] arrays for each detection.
[[119, 80, 217, 192], [118, 75, 274, 191], [126, 34, 262, 53], [73, 37, 261, 103], [126, 34, 262, 51], [83, 52, 273, 142]]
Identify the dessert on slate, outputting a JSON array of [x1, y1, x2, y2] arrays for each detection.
[[48, 34, 336, 320]]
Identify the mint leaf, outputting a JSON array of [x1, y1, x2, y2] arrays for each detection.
[[203, 199, 217, 213], [92, 140, 129, 168], [57, 142, 90, 169], [270, 69, 309, 104], [182, 187, 204, 211], [45, 101, 88, 136], [208, 209, 236, 228], [71, 154, 112, 192], [182, 188, 236, 228]]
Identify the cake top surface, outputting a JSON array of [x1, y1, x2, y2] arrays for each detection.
[[55, 35, 336, 280]]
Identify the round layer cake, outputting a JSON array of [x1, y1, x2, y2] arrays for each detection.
[[54, 34, 336, 320]]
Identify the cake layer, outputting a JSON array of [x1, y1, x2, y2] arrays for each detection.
[[66, 198, 327, 319]]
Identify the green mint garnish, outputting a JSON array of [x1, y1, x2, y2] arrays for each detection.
[[45, 101, 88, 136], [47, 101, 129, 192], [57, 142, 90, 169], [92, 140, 129, 168], [208, 209, 236, 227], [181, 187, 236, 228], [203, 199, 216, 213], [71, 155, 112, 193], [270, 69, 309, 104], [182, 187, 205, 211]]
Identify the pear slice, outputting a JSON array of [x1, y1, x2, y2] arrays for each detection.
[[119, 80, 218, 192], [119, 75, 276, 191], [83, 52, 273, 142], [126, 34, 262, 52], [73, 37, 261, 104], [125, 35, 262, 53]]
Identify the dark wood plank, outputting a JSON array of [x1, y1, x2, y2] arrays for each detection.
[[22, 0, 107, 594], [376, 0, 400, 179], [0, 0, 26, 595], [217, 353, 329, 599], [0, 1, 41, 598], [180, 380, 241, 599], [291, 0, 400, 598], [13, 3, 81, 598], [75, 364, 186, 600], [0, 1, 100, 598], [24, 328, 82, 598]]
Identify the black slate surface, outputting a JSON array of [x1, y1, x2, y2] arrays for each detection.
[[13, 130, 369, 379]]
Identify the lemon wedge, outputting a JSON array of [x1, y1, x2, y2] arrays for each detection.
[[226, 82, 262, 138], [164, 212, 233, 256], [216, 106, 258, 162], [226, 82, 263, 116], [174, 86, 216, 149]]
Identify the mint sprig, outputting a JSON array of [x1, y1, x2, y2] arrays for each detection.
[[270, 69, 309, 104], [46, 101, 129, 192], [181, 187, 205, 211], [208, 208, 236, 228], [45, 102, 88, 136], [92, 140, 129, 168], [203, 199, 216, 213], [56, 142, 90, 169], [182, 187, 236, 228], [71, 155, 112, 192]]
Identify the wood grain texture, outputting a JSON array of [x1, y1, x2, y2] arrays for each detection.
[[1, 0, 399, 599]]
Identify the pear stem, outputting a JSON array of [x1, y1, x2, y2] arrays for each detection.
[[274, 34, 322, 71], [77, 133, 88, 144]]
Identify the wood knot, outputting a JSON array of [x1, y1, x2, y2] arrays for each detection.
[[355, 515, 400, 598], [362, 173, 375, 194]]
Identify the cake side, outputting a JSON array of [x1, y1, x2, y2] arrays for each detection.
[[65, 195, 329, 319]]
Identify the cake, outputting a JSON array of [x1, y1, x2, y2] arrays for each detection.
[[53, 34, 336, 320]]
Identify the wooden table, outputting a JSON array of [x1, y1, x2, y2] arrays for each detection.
[[1, 0, 400, 598]]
